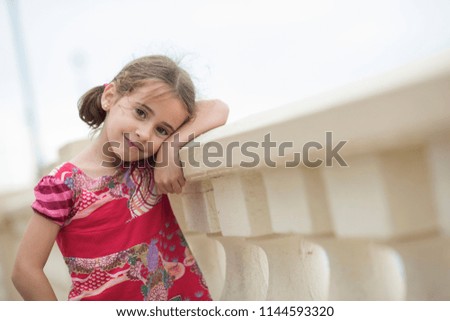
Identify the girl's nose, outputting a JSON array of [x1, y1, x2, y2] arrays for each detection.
[[135, 126, 152, 142]]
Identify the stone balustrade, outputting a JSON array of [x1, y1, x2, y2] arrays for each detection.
[[1, 50, 449, 300], [170, 50, 450, 300]]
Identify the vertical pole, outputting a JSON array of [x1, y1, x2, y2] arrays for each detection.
[[5, 0, 43, 178]]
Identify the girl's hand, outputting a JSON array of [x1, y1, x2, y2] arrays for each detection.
[[154, 141, 185, 194], [153, 99, 229, 195]]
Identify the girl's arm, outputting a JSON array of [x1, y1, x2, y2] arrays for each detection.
[[154, 99, 229, 194], [12, 214, 60, 300]]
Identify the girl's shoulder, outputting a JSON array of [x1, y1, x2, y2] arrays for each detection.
[[43, 162, 83, 192], [48, 162, 78, 180]]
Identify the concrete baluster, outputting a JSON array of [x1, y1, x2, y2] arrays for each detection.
[[252, 235, 330, 300], [0, 217, 18, 300], [392, 236, 450, 300], [426, 134, 450, 235], [184, 233, 226, 300], [215, 236, 268, 300], [315, 238, 406, 300]]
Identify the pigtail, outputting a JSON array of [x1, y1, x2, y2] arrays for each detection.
[[77, 85, 106, 128]]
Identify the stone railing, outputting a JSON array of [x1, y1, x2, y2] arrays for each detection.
[[1, 50, 449, 300], [169, 50, 450, 300]]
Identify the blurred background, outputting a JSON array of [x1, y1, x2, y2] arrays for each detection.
[[1, 0, 450, 191]]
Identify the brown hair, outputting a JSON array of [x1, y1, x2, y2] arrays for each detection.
[[78, 55, 196, 128]]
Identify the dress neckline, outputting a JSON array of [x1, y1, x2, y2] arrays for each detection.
[[66, 161, 127, 182]]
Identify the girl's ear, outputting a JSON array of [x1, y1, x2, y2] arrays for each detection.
[[101, 83, 117, 111]]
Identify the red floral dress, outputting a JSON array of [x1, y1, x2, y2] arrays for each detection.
[[31, 162, 211, 301]]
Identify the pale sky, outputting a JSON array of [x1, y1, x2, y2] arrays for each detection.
[[1, 0, 450, 192]]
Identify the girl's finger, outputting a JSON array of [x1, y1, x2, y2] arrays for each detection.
[[156, 184, 166, 195], [172, 181, 182, 194]]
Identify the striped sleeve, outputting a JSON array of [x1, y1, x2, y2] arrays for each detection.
[[31, 175, 74, 226]]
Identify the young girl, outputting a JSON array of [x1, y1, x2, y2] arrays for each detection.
[[12, 55, 229, 300]]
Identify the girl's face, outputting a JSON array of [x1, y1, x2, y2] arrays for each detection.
[[100, 80, 189, 163]]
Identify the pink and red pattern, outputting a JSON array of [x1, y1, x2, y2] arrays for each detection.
[[31, 162, 211, 301]]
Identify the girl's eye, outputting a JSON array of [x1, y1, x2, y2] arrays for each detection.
[[135, 108, 146, 119], [156, 127, 169, 136]]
